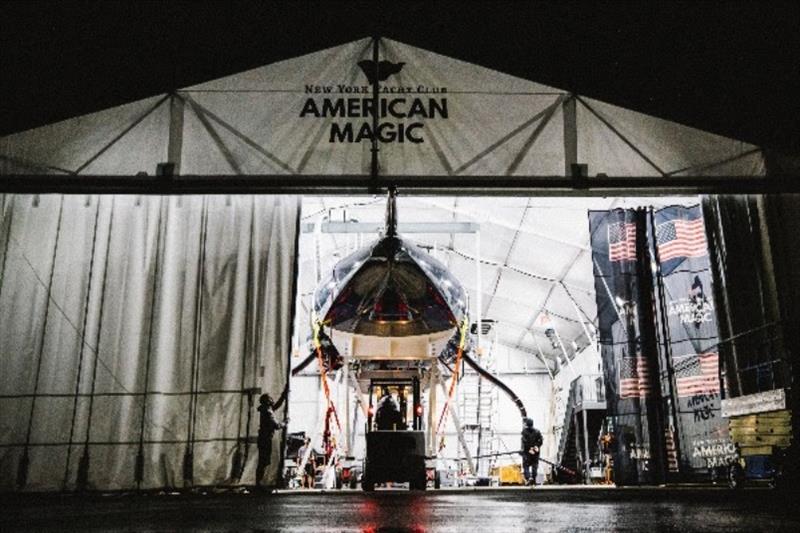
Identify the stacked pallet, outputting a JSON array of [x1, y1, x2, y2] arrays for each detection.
[[728, 410, 792, 456]]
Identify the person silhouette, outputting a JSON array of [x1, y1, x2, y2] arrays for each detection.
[[255, 394, 287, 489], [375, 390, 405, 431], [521, 417, 543, 486]]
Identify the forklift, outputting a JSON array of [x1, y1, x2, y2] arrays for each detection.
[[361, 375, 428, 491]]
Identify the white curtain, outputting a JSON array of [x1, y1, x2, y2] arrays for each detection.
[[0, 194, 300, 491]]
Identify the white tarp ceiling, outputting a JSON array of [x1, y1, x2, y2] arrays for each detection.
[[1, 38, 764, 179], [298, 195, 697, 372]]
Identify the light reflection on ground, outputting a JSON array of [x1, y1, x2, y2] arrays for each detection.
[[3, 487, 799, 532]]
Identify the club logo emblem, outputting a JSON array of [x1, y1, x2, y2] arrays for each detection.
[[357, 60, 405, 84]]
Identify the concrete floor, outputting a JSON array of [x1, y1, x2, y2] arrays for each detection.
[[2, 487, 799, 532]]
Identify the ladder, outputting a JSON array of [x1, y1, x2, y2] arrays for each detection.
[[458, 329, 499, 477], [459, 371, 480, 459]]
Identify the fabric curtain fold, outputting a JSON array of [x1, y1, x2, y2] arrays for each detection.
[[0, 194, 300, 491]]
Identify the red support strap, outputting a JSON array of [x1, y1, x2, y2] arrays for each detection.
[[436, 343, 464, 439], [315, 345, 342, 433]]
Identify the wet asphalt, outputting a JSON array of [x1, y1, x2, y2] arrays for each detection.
[[2, 487, 800, 532]]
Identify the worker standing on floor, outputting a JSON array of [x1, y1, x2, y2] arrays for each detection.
[[521, 417, 543, 486], [256, 394, 287, 490]]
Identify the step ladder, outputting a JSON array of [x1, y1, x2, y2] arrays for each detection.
[[458, 326, 499, 477]]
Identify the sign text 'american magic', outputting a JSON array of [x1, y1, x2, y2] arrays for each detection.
[[300, 85, 449, 144]]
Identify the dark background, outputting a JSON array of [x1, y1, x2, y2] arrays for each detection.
[[2, 1, 798, 151]]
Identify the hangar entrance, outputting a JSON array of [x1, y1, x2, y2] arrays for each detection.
[[286, 193, 794, 490], [0, 36, 795, 496], [0, 191, 794, 493]]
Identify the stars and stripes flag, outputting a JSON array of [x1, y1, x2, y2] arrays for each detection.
[[619, 355, 652, 399], [656, 217, 707, 262], [608, 221, 637, 262], [674, 352, 720, 397]]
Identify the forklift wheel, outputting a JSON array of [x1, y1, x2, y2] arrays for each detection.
[[434, 471, 441, 490], [349, 476, 358, 490], [728, 463, 745, 489], [769, 466, 784, 490]]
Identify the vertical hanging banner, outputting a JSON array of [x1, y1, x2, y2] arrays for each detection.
[[588, 208, 659, 485], [653, 205, 736, 473]]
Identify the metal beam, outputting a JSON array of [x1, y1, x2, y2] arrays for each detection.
[[167, 94, 185, 175], [370, 36, 380, 185], [563, 95, 578, 176], [582, 408, 591, 484], [2, 174, 797, 195]]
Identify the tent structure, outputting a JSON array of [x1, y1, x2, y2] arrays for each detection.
[[1, 38, 764, 181], [0, 38, 767, 491]]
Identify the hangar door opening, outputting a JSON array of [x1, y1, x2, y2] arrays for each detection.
[[287, 194, 793, 489], [0, 34, 793, 494], [2, 192, 792, 492]]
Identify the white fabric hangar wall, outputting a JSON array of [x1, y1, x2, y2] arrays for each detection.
[[0, 194, 300, 491], [491, 374, 552, 452]]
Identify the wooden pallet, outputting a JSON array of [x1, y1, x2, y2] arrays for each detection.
[[728, 409, 792, 456]]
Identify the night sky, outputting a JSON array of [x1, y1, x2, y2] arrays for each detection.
[[2, 1, 798, 151]]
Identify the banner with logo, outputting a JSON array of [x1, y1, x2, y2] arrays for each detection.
[[1, 36, 764, 181], [589, 208, 662, 485], [173, 38, 569, 177], [653, 205, 736, 473]]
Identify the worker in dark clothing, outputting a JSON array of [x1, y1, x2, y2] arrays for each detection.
[[521, 417, 543, 486], [256, 394, 287, 488], [374, 391, 405, 431]]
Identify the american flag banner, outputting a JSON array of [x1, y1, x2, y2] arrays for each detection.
[[590, 209, 661, 484], [653, 205, 733, 476], [673, 352, 720, 397], [656, 217, 707, 262], [608, 221, 637, 262], [619, 354, 652, 399]]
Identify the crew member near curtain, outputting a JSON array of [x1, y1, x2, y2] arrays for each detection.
[[256, 394, 287, 488], [521, 417, 543, 486]]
